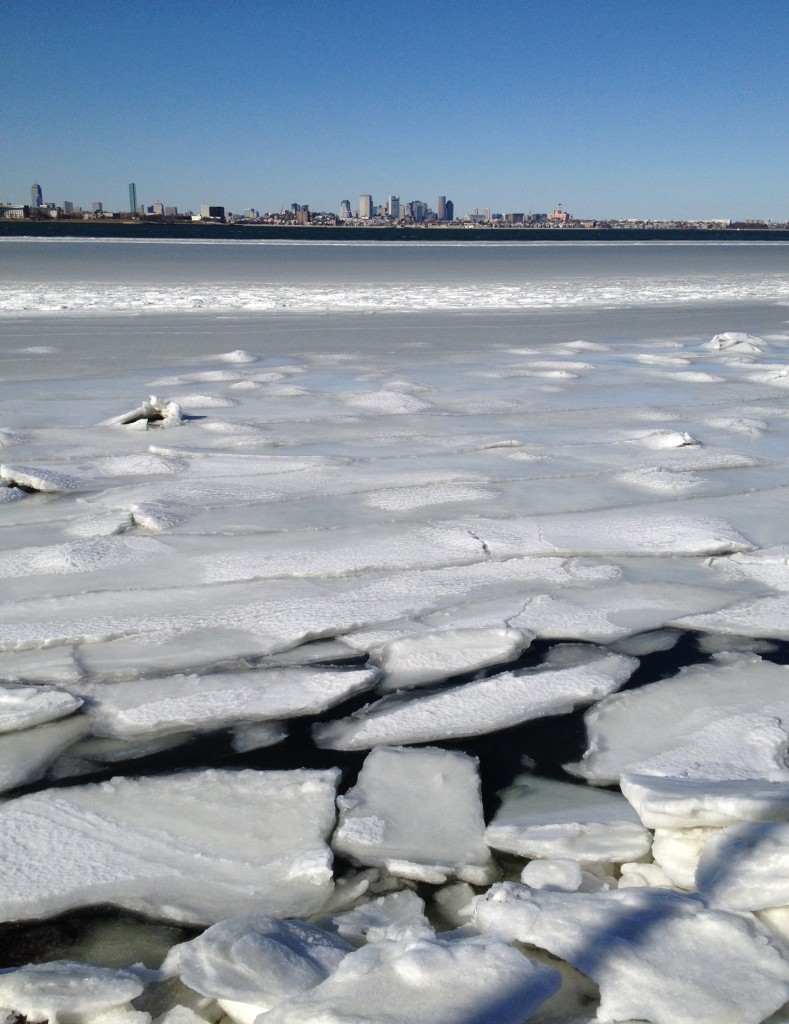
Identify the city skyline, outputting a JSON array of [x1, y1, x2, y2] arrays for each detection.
[[2, 0, 787, 221]]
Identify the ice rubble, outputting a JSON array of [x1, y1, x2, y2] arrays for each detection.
[[0, 961, 145, 1024], [4, 308, 789, 1022]]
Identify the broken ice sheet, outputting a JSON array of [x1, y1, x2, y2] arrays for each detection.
[[314, 650, 636, 750], [260, 933, 561, 1024], [74, 666, 378, 739], [0, 769, 339, 924], [332, 747, 497, 885], [0, 684, 82, 733], [567, 653, 789, 785], [165, 916, 353, 1023], [0, 961, 145, 1024], [0, 713, 90, 794], [484, 774, 651, 865], [472, 882, 789, 1024]]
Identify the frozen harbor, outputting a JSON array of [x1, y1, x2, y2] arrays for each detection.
[[1, 238, 789, 1022]]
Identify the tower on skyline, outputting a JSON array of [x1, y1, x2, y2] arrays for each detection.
[[129, 183, 137, 214], [31, 183, 42, 209], [387, 195, 400, 219], [437, 195, 446, 220], [359, 194, 373, 219], [339, 199, 351, 219]]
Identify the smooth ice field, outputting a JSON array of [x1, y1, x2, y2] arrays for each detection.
[[1, 237, 789, 1023]]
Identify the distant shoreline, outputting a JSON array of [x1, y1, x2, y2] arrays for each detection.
[[2, 221, 788, 243]]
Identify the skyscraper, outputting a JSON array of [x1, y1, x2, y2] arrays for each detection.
[[31, 183, 42, 209], [387, 195, 400, 219], [359, 194, 373, 219], [437, 195, 446, 220], [129, 183, 137, 214], [340, 199, 352, 219], [445, 200, 454, 222]]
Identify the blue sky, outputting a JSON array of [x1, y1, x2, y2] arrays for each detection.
[[2, 0, 787, 219]]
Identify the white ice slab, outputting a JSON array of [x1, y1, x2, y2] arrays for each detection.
[[375, 626, 530, 691], [0, 769, 339, 924], [261, 934, 561, 1024], [472, 882, 789, 1024], [620, 773, 789, 829], [165, 916, 352, 1023], [485, 774, 651, 864], [314, 651, 635, 750], [332, 746, 497, 885], [568, 654, 789, 785], [76, 667, 377, 738], [0, 713, 90, 794], [0, 684, 81, 733], [696, 822, 789, 911], [0, 961, 145, 1024], [650, 826, 717, 890]]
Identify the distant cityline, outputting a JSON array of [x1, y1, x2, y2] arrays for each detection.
[[0, 183, 781, 231]]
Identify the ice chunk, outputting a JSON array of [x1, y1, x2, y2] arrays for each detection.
[[315, 651, 635, 750], [332, 890, 435, 945], [0, 961, 145, 1023], [0, 769, 339, 924], [620, 773, 789, 829], [651, 827, 717, 890], [77, 667, 378, 738], [166, 916, 352, 1023], [485, 774, 651, 864], [697, 822, 789, 911], [0, 713, 90, 793], [109, 396, 184, 429], [345, 391, 431, 414], [568, 654, 789, 785], [473, 883, 789, 1024], [0, 463, 82, 492], [261, 934, 561, 1024], [375, 626, 531, 691], [520, 859, 584, 892], [676, 593, 789, 640], [704, 332, 768, 353], [213, 349, 258, 362], [333, 747, 497, 885], [0, 684, 81, 732]]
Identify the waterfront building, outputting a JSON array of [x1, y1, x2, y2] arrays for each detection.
[[31, 183, 42, 209], [128, 183, 137, 214], [200, 205, 225, 221], [340, 199, 352, 219], [437, 195, 446, 220], [63, 201, 74, 215], [445, 200, 454, 221], [92, 202, 103, 213], [387, 195, 400, 219], [359, 194, 373, 219]]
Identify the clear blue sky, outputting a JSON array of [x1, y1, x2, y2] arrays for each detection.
[[2, 0, 787, 220]]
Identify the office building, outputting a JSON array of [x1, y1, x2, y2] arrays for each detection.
[[340, 199, 352, 219], [63, 201, 74, 216], [445, 200, 454, 222], [128, 183, 137, 214], [359, 194, 373, 219], [387, 195, 400, 219], [92, 202, 103, 213], [437, 195, 446, 220], [31, 183, 42, 209]]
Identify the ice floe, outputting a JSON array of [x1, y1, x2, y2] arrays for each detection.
[[332, 747, 497, 884], [0, 769, 340, 923], [314, 650, 636, 750], [0, 684, 81, 732], [0, 961, 146, 1024]]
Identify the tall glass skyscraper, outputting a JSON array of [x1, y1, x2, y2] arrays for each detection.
[[129, 183, 137, 214], [31, 183, 42, 209]]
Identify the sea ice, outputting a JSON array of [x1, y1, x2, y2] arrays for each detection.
[[0, 684, 81, 732], [696, 821, 789, 911], [374, 626, 530, 691], [0, 713, 90, 793], [75, 666, 377, 738], [165, 916, 353, 1023], [314, 651, 636, 750], [259, 933, 561, 1024], [331, 890, 435, 945], [472, 882, 789, 1024], [0, 769, 340, 924], [332, 746, 497, 885], [0, 961, 145, 1024], [567, 653, 789, 785], [485, 774, 651, 864]]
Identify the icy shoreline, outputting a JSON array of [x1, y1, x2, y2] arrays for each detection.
[[2, 254, 789, 1021]]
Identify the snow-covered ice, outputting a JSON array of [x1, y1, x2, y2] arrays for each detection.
[[3, 238, 789, 1021]]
